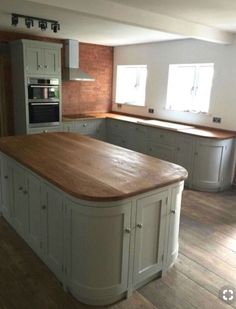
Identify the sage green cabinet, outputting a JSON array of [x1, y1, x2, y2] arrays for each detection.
[[126, 124, 147, 154], [12, 164, 29, 240], [64, 119, 106, 140], [174, 135, 193, 186], [107, 119, 130, 147], [146, 127, 176, 162], [25, 45, 61, 75], [192, 138, 234, 191], [133, 190, 167, 286], [165, 183, 184, 269], [1, 155, 13, 223], [65, 201, 131, 303], [27, 173, 42, 257], [41, 184, 64, 281]]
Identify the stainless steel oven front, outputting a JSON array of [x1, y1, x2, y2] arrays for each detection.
[[28, 78, 60, 101], [28, 101, 60, 127]]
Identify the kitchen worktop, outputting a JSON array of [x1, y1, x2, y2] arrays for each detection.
[[0, 132, 187, 201], [63, 112, 236, 139]]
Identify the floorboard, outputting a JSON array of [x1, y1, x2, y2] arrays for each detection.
[[0, 188, 235, 308]]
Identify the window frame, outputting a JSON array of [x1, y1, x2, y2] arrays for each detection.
[[166, 63, 214, 114], [115, 64, 148, 107]]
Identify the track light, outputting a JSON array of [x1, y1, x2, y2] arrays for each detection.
[[25, 17, 34, 29], [39, 20, 47, 31], [11, 14, 18, 26], [51, 22, 60, 33], [11, 13, 60, 33]]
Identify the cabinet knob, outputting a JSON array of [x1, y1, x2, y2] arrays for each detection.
[[194, 152, 198, 156], [23, 190, 28, 195], [18, 186, 23, 191], [125, 227, 131, 233], [177, 147, 180, 151], [43, 130, 48, 133], [37, 65, 42, 69], [44, 65, 48, 68], [83, 124, 87, 127], [41, 205, 46, 210], [137, 223, 143, 229], [171, 210, 176, 214], [4, 175, 8, 179]]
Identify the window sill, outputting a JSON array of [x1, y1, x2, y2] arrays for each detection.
[[165, 108, 212, 116]]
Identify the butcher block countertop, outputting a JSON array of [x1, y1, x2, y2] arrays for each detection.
[[63, 113, 236, 139], [0, 132, 187, 202]]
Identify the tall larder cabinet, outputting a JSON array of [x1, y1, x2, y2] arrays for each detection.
[[10, 39, 62, 135]]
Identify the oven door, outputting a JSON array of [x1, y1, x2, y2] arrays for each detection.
[[28, 102, 60, 127]]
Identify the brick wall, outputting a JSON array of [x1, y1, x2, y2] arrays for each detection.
[[0, 31, 113, 134], [62, 43, 113, 114]]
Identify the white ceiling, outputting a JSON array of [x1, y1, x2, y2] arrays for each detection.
[[0, 0, 235, 46]]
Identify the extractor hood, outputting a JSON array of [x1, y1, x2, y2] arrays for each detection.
[[63, 40, 95, 81]]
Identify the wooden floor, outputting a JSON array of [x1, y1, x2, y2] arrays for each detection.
[[0, 189, 235, 309]]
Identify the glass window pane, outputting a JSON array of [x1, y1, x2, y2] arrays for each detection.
[[116, 65, 147, 106]]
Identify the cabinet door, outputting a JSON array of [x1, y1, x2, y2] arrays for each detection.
[[44, 49, 60, 74], [192, 139, 225, 190], [25, 46, 44, 74], [65, 201, 131, 300], [148, 142, 176, 163], [62, 122, 74, 132], [133, 190, 167, 285], [127, 125, 147, 154], [13, 165, 29, 240], [27, 173, 42, 256], [74, 120, 97, 136], [174, 136, 193, 185], [165, 183, 184, 269], [1, 156, 13, 222], [41, 185, 64, 281]]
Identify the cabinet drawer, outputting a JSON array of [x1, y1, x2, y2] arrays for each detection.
[[74, 120, 97, 135], [148, 127, 175, 145]]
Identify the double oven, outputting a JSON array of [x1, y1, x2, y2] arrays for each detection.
[[27, 78, 60, 127]]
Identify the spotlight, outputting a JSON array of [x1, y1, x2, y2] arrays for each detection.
[[51, 22, 60, 33], [11, 14, 60, 33], [11, 14, 18, 26], [39, 20, 47, 31], [25, 18, 34, 29]]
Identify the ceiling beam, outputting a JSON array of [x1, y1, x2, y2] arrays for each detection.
[[27, 0, 234, 44]]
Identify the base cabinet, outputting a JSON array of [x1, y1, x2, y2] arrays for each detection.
[[27, 173, 42, 256], [1, 155, 13, 223], [192, 138, 235, 191], [133, 191, 167, 286], [0, 153, 184, 306], [65, 201, 131, 304], [41, 184, 64, 282], [12, 165, 29, 240]]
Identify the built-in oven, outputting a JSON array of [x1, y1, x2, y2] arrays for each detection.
[[28, 78, 60, 101], [28, 102, 60, 127], [27, 78, 60, 127]]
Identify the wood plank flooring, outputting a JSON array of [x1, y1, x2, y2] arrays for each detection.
[[0, 189, 235, 309]]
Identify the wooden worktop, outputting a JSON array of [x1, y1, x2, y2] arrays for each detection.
[[63, 113, 236, 140], [0, 133, 187, 202]]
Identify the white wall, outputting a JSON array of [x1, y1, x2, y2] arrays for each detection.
[[112, 38, 236, 131]]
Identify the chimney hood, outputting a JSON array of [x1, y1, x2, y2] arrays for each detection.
[[63, 39, 95, 81]]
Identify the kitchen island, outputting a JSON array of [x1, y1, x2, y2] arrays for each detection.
[[0, 132, 187, 305]]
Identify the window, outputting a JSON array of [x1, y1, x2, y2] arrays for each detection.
[[115, 65, 147, 106], [166, 63, 214, 113]]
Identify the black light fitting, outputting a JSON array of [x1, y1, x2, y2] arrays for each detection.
[[11, 14, 18, 26], [11, 13, 60, 33]]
